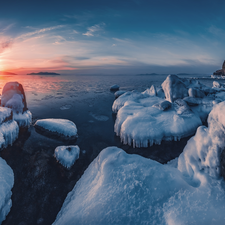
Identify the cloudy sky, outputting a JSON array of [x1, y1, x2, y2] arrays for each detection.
[[0, 0, 225, 75]]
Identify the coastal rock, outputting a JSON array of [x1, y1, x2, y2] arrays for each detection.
[[54, 145, 80, 169], [1, 82, 32, 127], [110, 84, 119, 91], [161, 74, 188, 102], [213, 60, 225, 76], [34, 119, 78, 141], [114, 90, 126, 98]]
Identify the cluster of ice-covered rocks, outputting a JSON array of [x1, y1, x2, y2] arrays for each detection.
[[53, 101, 225, 225], [112, 74, 225, 147]]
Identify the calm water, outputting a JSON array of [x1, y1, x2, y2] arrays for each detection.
[[0, 74, 214, 225]]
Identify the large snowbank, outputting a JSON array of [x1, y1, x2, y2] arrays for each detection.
[[0, 157, 14, 224]]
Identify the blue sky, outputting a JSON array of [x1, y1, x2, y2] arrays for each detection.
[[0, 0, 225, 74]]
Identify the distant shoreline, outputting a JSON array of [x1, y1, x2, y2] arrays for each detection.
[[0, 71, 17, 75], [27, 72, 60, 75]]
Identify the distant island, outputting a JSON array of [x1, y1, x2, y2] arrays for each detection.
[[27, 72, 60, 75], [0, 71, 17, 75], [137, 73, 159, 76]]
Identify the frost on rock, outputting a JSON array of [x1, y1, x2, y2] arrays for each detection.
[[53, 146, 225, 225], [34, 119, 78, 140], [0, 157, 14, 224], [114, 90, 126, 98], [1, 82, 32, 127], [54, 145, 80, 169]]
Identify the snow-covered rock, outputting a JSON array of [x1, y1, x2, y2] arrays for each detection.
[[53, 146, 225, 225], [1, 82, 32, 128], [114, 90, 126, 98], [114, 96, 202, 147], [152, 100, 171, 111], [0, 157, 14, 224], [34, 119, 78, 140], [188, 87, 205, 98], [110, 84, 119, 91], [54, 145, 80, 169]]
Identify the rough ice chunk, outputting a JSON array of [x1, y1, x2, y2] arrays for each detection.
[[34, 119, 78, 140], [110, 84, 119, 91], [54, 145, 80, 169], [152, 100, 171, 111], [0, 157, 14, 224], [53, 147, 225, 225], [161, 75, 188, 102], [188, 88, 205, 98], [114, 90, 126, 98], [142, 84, 157, 96]]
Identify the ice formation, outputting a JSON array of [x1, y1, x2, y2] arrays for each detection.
[[0, 157, 14, 224], [114, 90, 126, 98], [34, 119, 78, 140], [1, 82, 32, 127], [54, 145, 80, 169], [113, 74, 222, 147], [0, 107, 19, 149]]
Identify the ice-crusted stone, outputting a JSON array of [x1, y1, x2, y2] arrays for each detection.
[[183, 97, 202, 106], [143, 85, 157, 96], [114, 90, 126, 98], [161, 75, 188, 102], [213, 81, 224, 88], [34, 119, 78, 140], [54, 145, 80, 169], [1, 82, 32, 127], [188, 88, 205, 98], [173, 99, 192, 115]]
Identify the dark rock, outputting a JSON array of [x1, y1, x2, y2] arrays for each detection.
[[110, 84, 119, 91], [213, 60, 225, 76]]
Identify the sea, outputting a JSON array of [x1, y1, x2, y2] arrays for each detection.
[[0, 73, 215, 225]]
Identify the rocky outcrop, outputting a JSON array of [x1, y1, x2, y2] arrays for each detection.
[[213, 60, 225, 76]]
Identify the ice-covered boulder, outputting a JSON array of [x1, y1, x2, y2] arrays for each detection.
[[54, 145, 80, 169], [114, 90, 126, 98], [0, 157, 14, 224], [1, 82, 32, 127], [34, 119, 78, 141], [188, 87, 205, 98], [161, 75, 188, 102], [53, 146, 225, 225], [110, 84, 119, 91], [114, 96, 202, 147], [0, 107, 19, 149], [152, 100, 171, 111]]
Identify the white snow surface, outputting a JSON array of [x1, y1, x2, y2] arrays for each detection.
[[0, 107, 12, 124], [54, 145, 80, 169], [0, 121, 19, 149], [34, 119, 78, 138], [0, 157, 14, 224], [53, 145, 225, 225], [5, 93, 24, 114], [13, 110, 32, 128]]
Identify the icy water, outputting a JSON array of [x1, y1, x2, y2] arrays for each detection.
[[0, 74, 214, 225]]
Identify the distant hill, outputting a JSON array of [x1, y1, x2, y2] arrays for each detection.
[[0, 71, 17, 75], [27, 72, 60, 75], [137, 73, 159, 76]]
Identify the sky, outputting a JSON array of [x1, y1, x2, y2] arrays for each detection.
[[0, 0, 225, 75]]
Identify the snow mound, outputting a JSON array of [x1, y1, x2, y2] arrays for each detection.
[[0, 157, 14, 224], [53, 147, 225, 225], [34, 119, 78, 140], [54, 145, 80, 169]]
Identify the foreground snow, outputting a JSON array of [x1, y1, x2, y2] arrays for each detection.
[[34, 119, 78, 139], [113, 75, 221, 147], [0, 157, 14, 224], [53, 102, 225, 225], [54, 145, 80, 169]]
